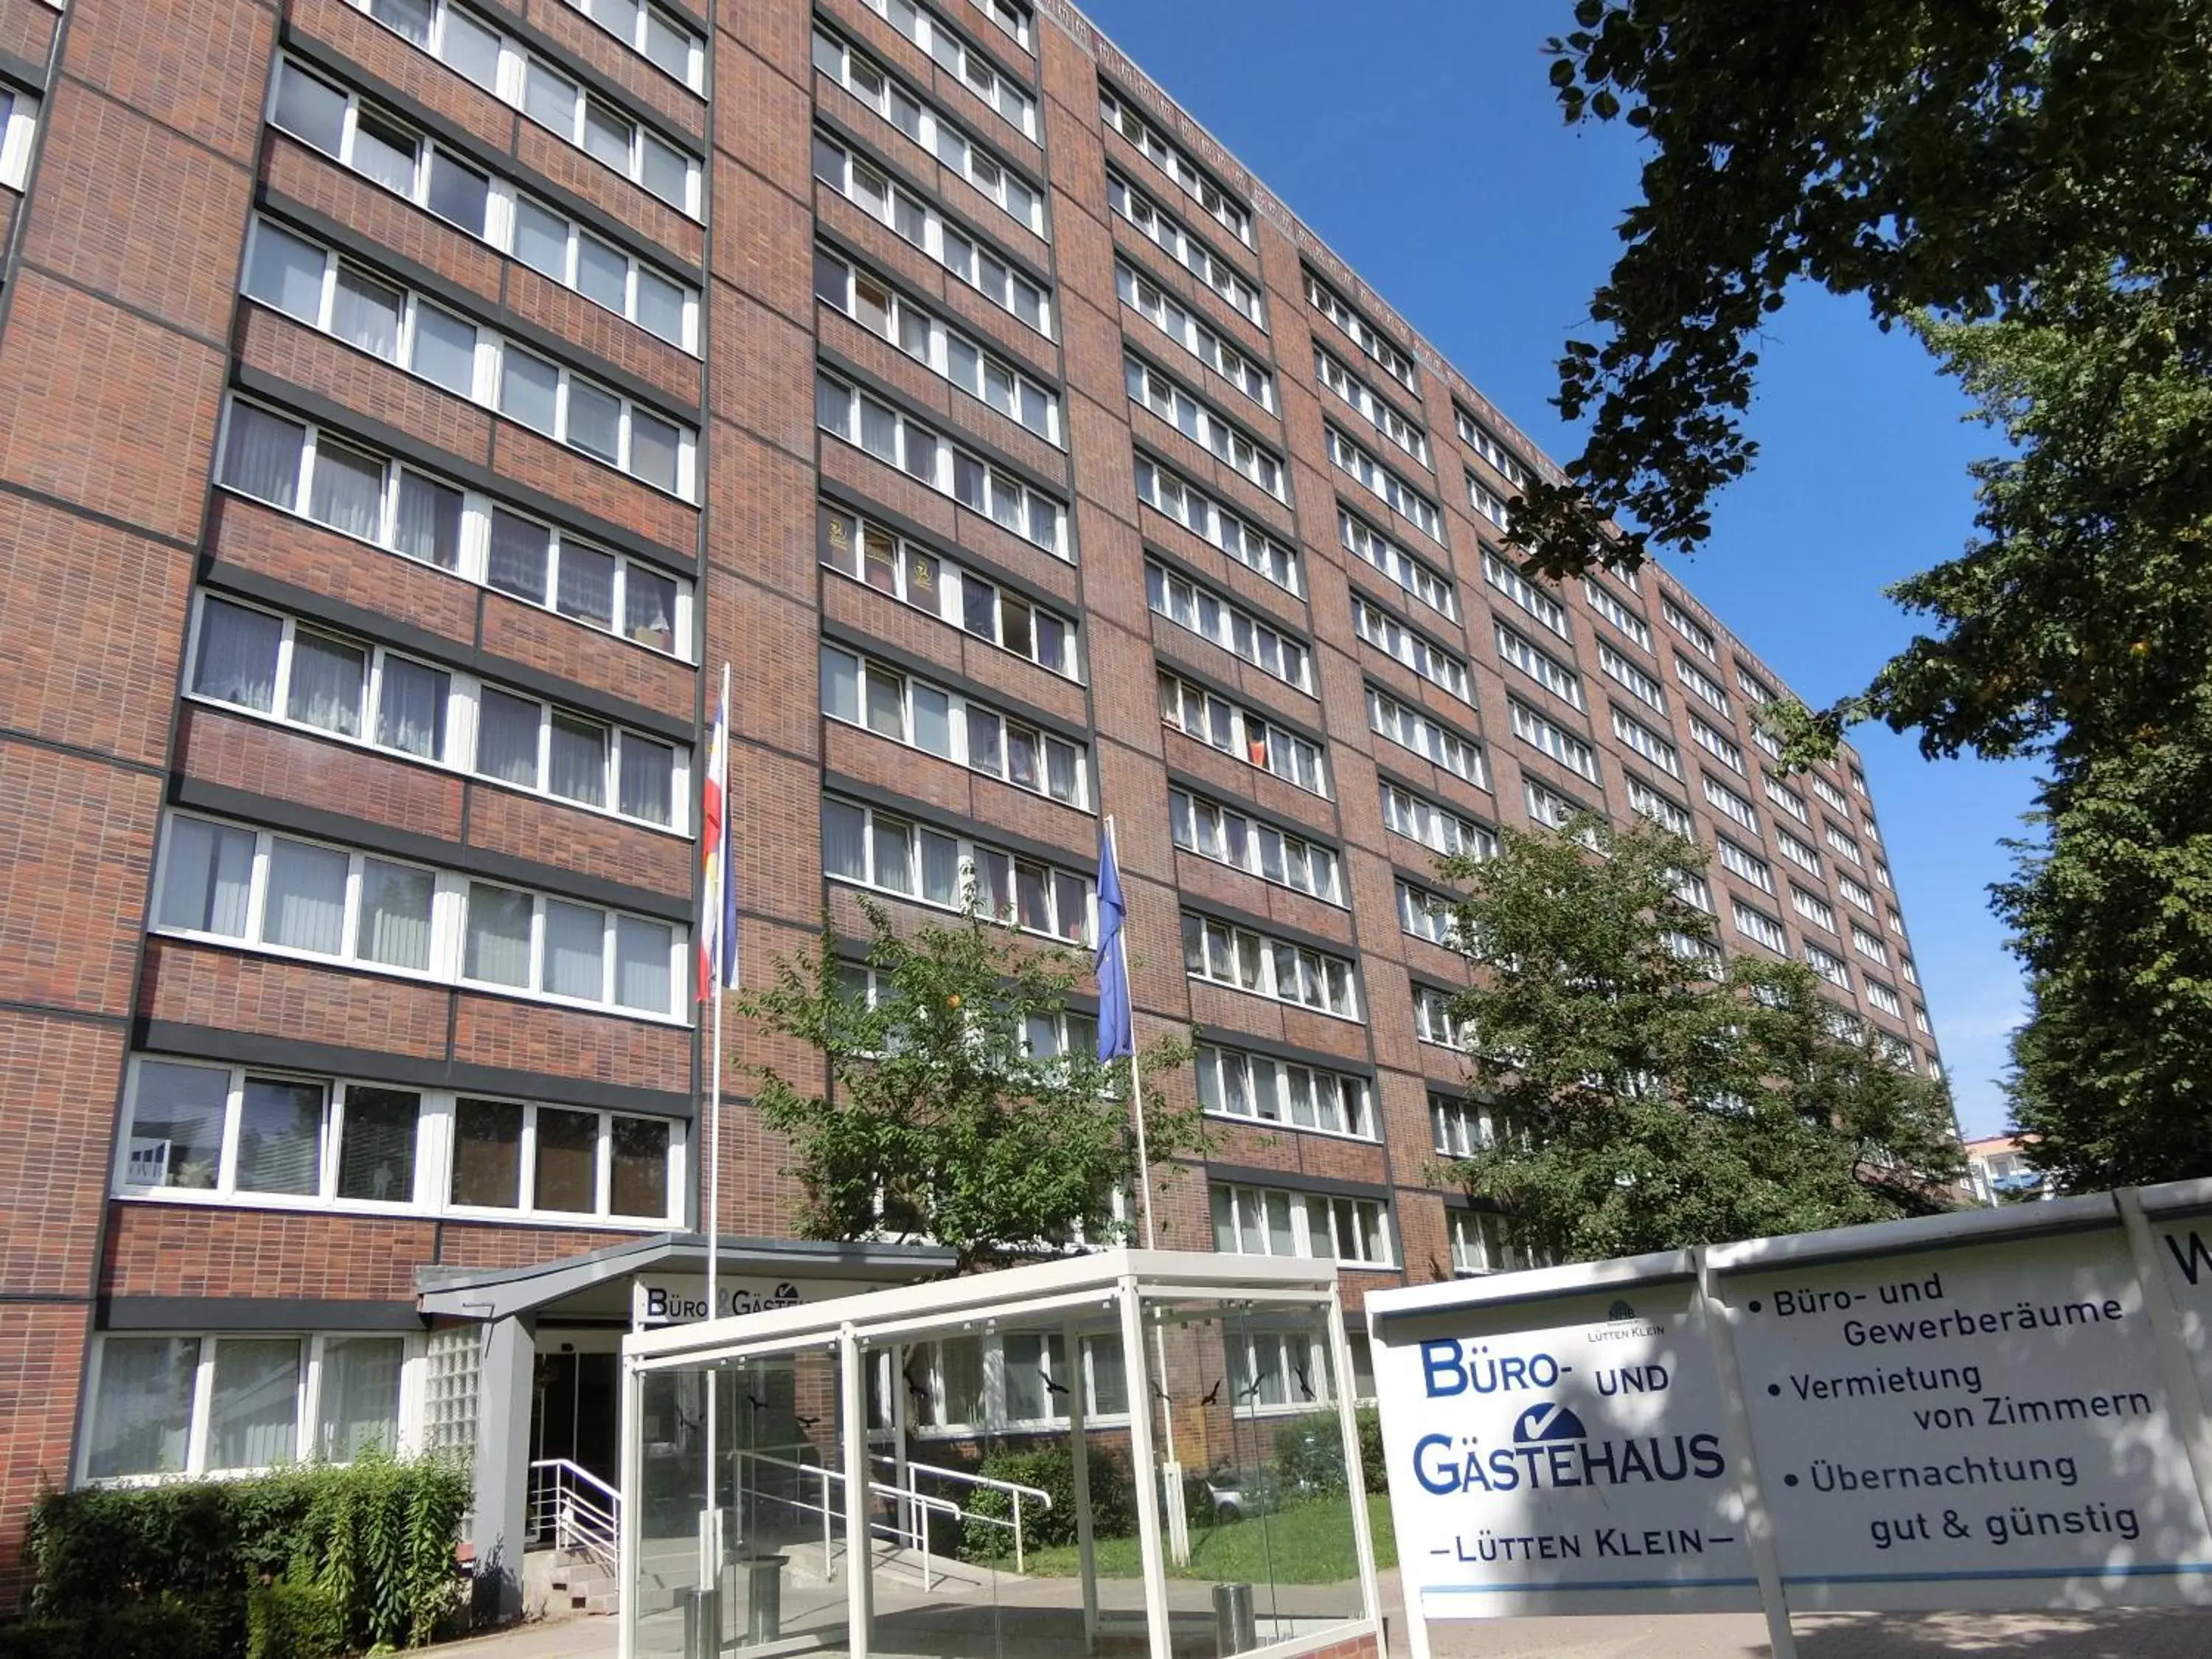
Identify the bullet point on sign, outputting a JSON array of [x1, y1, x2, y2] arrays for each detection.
[[1768, 1383, 1780, 1396], [1749, 1299, 1762, 1313], [1784, 1474, 1798, 1487]]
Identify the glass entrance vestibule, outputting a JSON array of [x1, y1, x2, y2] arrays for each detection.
[[620, 1248, 1385, 1659]]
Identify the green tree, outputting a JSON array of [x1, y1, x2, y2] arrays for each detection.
[[739, 899, 1200, 1273], [1433, 815, 1961, 1262]]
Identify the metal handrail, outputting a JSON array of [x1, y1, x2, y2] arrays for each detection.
[[737, 1449, 966, 1590], [528, 1458, 622, 1574], [871, 1453, 1051, 1572]]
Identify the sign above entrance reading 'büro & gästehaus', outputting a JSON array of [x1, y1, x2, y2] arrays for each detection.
[[630, 1274, 877, 1327]]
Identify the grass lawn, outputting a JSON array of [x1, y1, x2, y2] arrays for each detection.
[[1018, 1493, 1395, 1584]]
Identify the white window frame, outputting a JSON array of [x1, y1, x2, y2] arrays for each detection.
[[1367, 685, 1486, 787], [1600, 641, 1667, 714], [1117, 257, 1273, 410], [1717, 835, 1773, 893], [212, 396, 694, 661], [558, 0, 706, 88], [1663, 594, 1718, 661], [1764, 774, 1811, 824], [0, 85, 37, 191], [1197, 1044, 1372, 1139], [1453, 407, 1529, 490], [1497, 621, 1584, 709], [968, 0, 1030, 48], [1315, 344, 1429, 465], [1211, 1181, 1394, 1267], [1812, 773, 1853, 815], [1465, 471, 1511, 531], [1432, 1094, 1517, 1158], [858, 0, 1036, 135], [184, 591, 690, 834], [822, 793, 1091, 943], [1583, 576, 1649, 649], [1134, 455, 1299, 594], [1484, 551, 1569, 640], [1413, 983, 1472, 1050], [1160, 670, 1328, 796], [1736, 661, 1776, 706], [1702, 772, 1759, 832], [1825, 821, 1865, 866], [1675, 653, 1731, 714], [1398, 878, 1457, 947], [1305, 268, 1414, 392], [815, 369, 1065, 556], [1329, 424, 1442, 541], [1099, 85, 1251, 245], [1523, 778, 1593, 838], [1805, 941, 1852, 989], [1340, 507, 1454, 620], [1181, 911, 1361, 1020], [1791, 884, 1837, 933], [1690, 714, 1745, 774], [1449, 1208, 1543, 1276], [1380, 780, 1496, 861], [1851, 922, 1890, 966], [1509, 700, 1599, 782], [1732, 900, 1788, 955], [1627, 776, 1694, 837], [816, 501, 1077, 677], [821, 642, 1091, 807], [1127, 355, 1284, 498], [1107, 169, 1263, 325], [1170, 786, 1342, 904], [1357, 595, 1471, 702], [1611, 705, 1680, 778], [1777, 827, 1823, 876]]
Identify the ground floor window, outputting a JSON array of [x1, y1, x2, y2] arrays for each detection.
[[83, 1331, 417, 1482], [890, 1332, 1129, 1434]]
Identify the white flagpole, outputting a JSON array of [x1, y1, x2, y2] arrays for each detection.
[[703, 664, 730, 1589]]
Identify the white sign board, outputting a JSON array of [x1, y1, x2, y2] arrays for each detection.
[[1370, 1186, 2212, 1644], [1373, 1279, 1761, 1620]]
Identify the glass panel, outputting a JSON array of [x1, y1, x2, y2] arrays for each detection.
[[86, 1337, 201, 1479], [608, 1116, 670, 1217], [335, 1085, 419, 1203], [524, 60, 579, 133], [350, 111, 419, 195], [514, 198, 571, 281], [375, 658, 448, 762], [487, 509, 551, 602], [125, 1060, 229, 1190], [911, 684, 951, 756], [464, 883, 535, 987], [630, 411, 681, 493], [426, 150, 490, 233], [644, 9, 692, 79], [625, 566, 679, 652], [614, 916, 672, 1013], [193, 599, 282, 712], [557, 540, 618, 630], [319, 1336, 404, 1461], [822, 798, 866, 880], [498, 349, 561, 433], [234, 1075, 324, 1195], [262, 838, 348, 954], [394, 472, 462, 568], [332, 265, 403, 360], [549, 712, 609, 806], [567, 380, 623, 463], [286, 629, 366, 737], [367, 0, 432, 45], [157, 817, 255, 936], [577, 234, 630, 311], [221, 403, 306, 507], [441, 8, 501, 88], [640, 132, 688, 206], [451, 1097, 524, 1207], [636, 265, 685, 341], [272, 65, 347, 156], [411, 302, 478, 395], [475, 687, 543, 786], [208, 1338, 301, 1470], [544, 900, 607, 1001], [535, 1106, 599, 1212], [619, 734, 673, 824], [582, 100, 633, 170], [244, 221, 327, 322], [307, 437, 385, 539]]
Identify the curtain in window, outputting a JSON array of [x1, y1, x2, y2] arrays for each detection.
[[358, 859, 433, 970], [543, 901, 605, 1001], [285, 630, 365, 737], [307, 439, 385, 540], [615, 916, 671, 1014], [625, 568, 676, 651], [264, 839, 348, 954], [375, 658, 447, 761], [474, 689, 542, 787], [394, 473, 461, 569], [192, 599, 281, 712], [335, 1086, 419, 1203], [331, 268, 403, 361], [318, 1337, 404, 1461], [487, 510, 550, 602], [86, 1336, 201, 1479], [222, 405, 306, 506], [158, 817, 254, 936], [821, 799, 866, 881], [208, 1338, 301, 1470], [547, 714, 607, 806], [617, 735, 672, 824], [234, 1077, 324, 1195], [367, 0, 432, 44], [557, 544, 616, 627], [464, 885, 535, 987], [349, 111, 419, 195]]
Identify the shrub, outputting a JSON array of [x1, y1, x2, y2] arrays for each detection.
[[0, 1597, 239, 1659], [0, 1620, 86, 1659], [1271, 1407, 1386, 1499], [247, 1579, 346, 1659], [958, 1444, 1133, 1562]]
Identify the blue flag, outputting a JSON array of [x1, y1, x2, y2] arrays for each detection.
[[1096, 826, 1133, 1061]]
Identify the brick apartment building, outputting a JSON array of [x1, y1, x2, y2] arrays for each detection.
[[0, 0, 1947, 1606]]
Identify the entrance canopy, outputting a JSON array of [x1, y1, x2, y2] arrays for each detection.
[[619, 1248, 1385, 1659]]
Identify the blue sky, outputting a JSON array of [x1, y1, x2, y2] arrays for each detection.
[[1082, 0, 2038, 1137]]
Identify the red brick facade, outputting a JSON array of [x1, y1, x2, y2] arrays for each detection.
[[0, 0, 1941, 1604]]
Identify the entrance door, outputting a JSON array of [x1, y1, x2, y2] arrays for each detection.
[[534, 1348, 621, 1489]]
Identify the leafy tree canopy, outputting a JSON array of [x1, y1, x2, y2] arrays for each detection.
[[739, 899, 1198, 1273], [1433, 814, 1961, 1262]]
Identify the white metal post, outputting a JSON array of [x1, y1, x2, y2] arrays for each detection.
[[842, 1324, 874, 1659], [618, 1354, 641, 1659], [2118, 1186, 2212, 1536], [703, 663, 730, 1593], [1697, 1252, 1798, 1659], [1063, 1315, 1099, 1650], [1324, 1284, 1383, 1635]]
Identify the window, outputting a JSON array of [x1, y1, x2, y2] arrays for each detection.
[[1160, 671, 1326, 795], [1211, 1183, 1391, 1265], [814, 27, 1043, 234], [1329, 425, 1441, 540], [1675, 653, 1730, 714], [1453, 408, 1529, 489], [1481, 625, 1573, 712], [1099, 86, 1250, 244], [815, 369, 1065, 555], [1127, 356, 1284, 498], [153, 812, 685, 1019], [970, 0, 1030, 48], [1732, 901, 1787, 954], [1777, 828, 1822, 876], [1735, 662, 1775, 706], [1851, 922, 1890, 966], [1811, 773, 1853, 817], [1380, 781, 1496, 860], [1398, 879, 1458, 947], [0, 84, 37, 191], [1874, 859, 1893, 890], [1804, 942, 1851, 988], [1690, 716, 1745, 774], [1432, 1094, 1520, 1158], [817, 504, 1076, 676], [1450, 1208, 1541, 1276], [815, 247, 1059, 442], [1367, 686, 1486, 787], [1751, 722, 1785, 761], [1791, 886, 1837, 933], [1413, 984, 1472, 1050], [1611, 706, 1680, 778], [559, 0, 704, 87], [216, 399, 686, 655], [1315, 345, 1428, 465], [1902, 953, 1919, 987], [1304, 269, 1414, 391], [1664, 928, 1722, 973], [824, 795, 1088, 941], [1181, 912, 1360, 1018], [1824, 821, 1865, 865], [1599, 641, 1666, 713], [1340, 508, 1453, 619], [1357, 596, 1470, 701], [814, 131, 1052, 334], [83, 1332, 411, 1481], [1465, 473, 1511, 531], [823, 643, 1088, 806], [1171, 787, 1340, 903], [856, 0, 1035, 134], [116, 1056, 681, 1222], [1851, 765, 1871, 798], [187, 593, 685, 830], [519, 56, 697, 210], [1484, 551, 1568, 640], [1523, 778, 1591, 836], [1133, 455, 1298, 593], [1582, 577, 1649, 649], [1717, 836, 1773, 893], [1703, 773, 1758, 832], [1222, 1328, 1340, 1412], [1913, 1001, 1930, 1032], [1117, 258, 1272, 409], [1107, 170, 1262, 324], [1197, 1045, 1370, 1138], [1764, 775, 1810, 824], [1627, 776, 1692, 837], [1509, 700, 1599, 782], [1662, 594, 1717, 661]]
